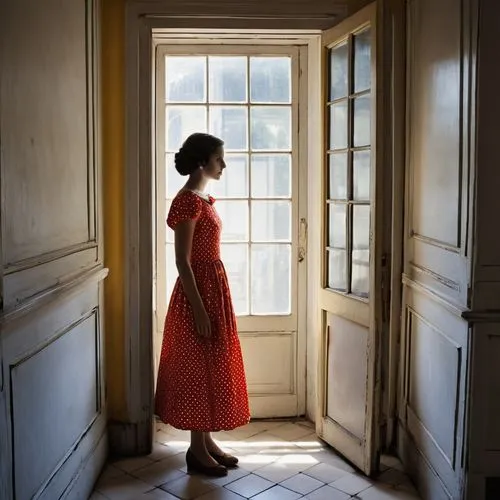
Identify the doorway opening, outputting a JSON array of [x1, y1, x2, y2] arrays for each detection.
[[125, 5, 401, 481], [152, 43, 309, 419]]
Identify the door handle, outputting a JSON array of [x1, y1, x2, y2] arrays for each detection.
[[298, 218, 308, 263]]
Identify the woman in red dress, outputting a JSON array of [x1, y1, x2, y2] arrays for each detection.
[[155, 133, 250, 477]]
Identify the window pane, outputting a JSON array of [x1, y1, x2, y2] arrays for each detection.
[[166, 244, 177, 303], [251, 201, 291, 242], [251, 107, 291, 151], [353, 95, 371, 147], [352, 205, 370, 297], [328, 249, 347, 291], [216, 200, 249, 241], [329, 101, 348, 150], [209, 106, 248, 151], [166, 106, 207, 151], [166, 153, 185, 199], [209, 56, 247, 103], [165, 56, 206, 103], [221, 244, 249, 315], [251, 244, 291, 314], [251, 154, 291, 198], [210, 154, 248, 198], [353, 150, 371, 201], [250, 57, 291, 103], [329, 153, 348, 200], [328, 203, 346, 248], [354, 28, 371, 93], [330, 41, 349, 100]]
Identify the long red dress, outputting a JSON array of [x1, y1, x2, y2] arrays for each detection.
[[155, 190, 250, 432]]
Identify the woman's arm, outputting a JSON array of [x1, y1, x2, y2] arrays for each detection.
[[174, 219, 211, 338]]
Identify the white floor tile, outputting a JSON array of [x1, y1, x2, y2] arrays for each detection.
[[130, 459, 186, 487], [96, 475, 153, 500], [139, 488, 180, 499], [237, 453, 278, 472], [378, 468, 408, 486], [225, 473, 275, 497], [303, 462, 350, 483], [270, 423, 316, 441], [381, 455, 405, 471], [205, 467, 249, 487], [254, 462, 305, 483], [304, 485, 350, 500], [330, 472, 374, 494], [196, 487, 247, 500], [159, 474, 216, 500], [112, 456, 155, 473], [358, 483, 421, 500], [251, 484, 303, 500], [280, 473, 325, 495]]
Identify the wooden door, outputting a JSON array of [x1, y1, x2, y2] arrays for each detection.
[[0, 1, 107, 499], [397, 0, 474, 497], [316, 2, 382, 475]]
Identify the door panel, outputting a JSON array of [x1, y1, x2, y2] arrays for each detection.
[[398, 0, 474, 497], [0, 1, 106, 499], [316, 3, 380, 475], [326, 314, 368, 440]]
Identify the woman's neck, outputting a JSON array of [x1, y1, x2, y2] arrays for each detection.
[[184, 172, 209, 192]]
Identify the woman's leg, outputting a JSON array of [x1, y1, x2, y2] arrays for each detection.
[[190, 431, 219, 466], [204, 432, 226, 455]]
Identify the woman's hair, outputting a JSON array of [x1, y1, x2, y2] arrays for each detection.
[[174, 133, 224, 176]]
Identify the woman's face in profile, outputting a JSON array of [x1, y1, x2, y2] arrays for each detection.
[[203, 146, 226, 181]]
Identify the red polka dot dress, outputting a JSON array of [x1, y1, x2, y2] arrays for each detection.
[[155, 190, 250, 431]]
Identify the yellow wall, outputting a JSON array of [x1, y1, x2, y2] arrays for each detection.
[[101, 0, 126, 421]]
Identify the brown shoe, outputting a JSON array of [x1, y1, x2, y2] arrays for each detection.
[[209, 451, 239, 468], [186, 449, 228, 477]]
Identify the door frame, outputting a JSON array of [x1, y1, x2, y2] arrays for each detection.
[[122, 2, 403, 458], [123, 5, 327, 453]]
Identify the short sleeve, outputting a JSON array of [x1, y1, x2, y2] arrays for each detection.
[[167, 191, 203, 230]]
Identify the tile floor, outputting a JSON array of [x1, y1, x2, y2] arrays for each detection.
[[91, 420, 422, 500]]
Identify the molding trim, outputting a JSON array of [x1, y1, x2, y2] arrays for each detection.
[[402, 274, 467, 319], [0, 266, 108, 329], [3, 242, 98, 276]]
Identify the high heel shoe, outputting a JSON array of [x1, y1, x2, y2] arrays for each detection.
[[209, 451, 239, 468], [186, 448, 228, 477]]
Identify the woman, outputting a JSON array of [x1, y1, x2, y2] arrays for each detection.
[[155, 133, 250, 477]]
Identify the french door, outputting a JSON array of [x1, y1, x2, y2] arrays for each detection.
[[154, 44, 307, 418], [316, 3, 383, 475]]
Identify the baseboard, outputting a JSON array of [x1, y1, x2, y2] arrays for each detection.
[[108, 419, 153, 457]]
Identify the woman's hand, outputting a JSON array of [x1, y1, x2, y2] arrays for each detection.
[[193, 305, 212, 339]]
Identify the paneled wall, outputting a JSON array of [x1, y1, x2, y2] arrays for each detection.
[[398, 0, 476, 497], [465, 0, 500, 498], [0, 1, 107, 499]]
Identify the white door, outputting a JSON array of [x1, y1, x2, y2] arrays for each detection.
[[315, 3, 382, 475], [154, 44, 307, 418]]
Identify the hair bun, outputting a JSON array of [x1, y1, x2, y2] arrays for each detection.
[[174, 148, 193, 176]]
